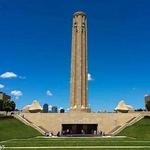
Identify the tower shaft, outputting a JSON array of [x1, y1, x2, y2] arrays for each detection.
[[70, 12, 88, 112]]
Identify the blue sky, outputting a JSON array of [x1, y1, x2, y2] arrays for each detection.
[[0, 0, 150, 111]]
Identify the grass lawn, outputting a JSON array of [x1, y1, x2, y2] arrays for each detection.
[[0, 116, 150, 150], [2, 137, 150, 147], [0, 137, 150, 150], [118, 116, 150, 139], [0, 116, 41, 141]]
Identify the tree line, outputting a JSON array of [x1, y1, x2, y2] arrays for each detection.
[[0, 98, 16, 114]]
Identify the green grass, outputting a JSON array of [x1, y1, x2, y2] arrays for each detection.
[[2, 138, 150, 147], [1, 138, 150, 150], [0, 116, 41, 141], [118, 117, 150, 139], [1, 137, 150, 150], [1, 116, 150, 150], [4, 149, 150, 150]]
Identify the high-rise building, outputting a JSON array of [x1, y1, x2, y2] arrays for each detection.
[[43, 103, 49, 113], [70, 11, 89, 112], [51, 106, 58, 113]]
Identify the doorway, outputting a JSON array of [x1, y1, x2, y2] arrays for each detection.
[[62, 124, 98, 135]]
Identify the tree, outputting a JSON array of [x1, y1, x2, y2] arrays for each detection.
[[3, 100, 16, 115], [10, 101, 16, 111], [0, 99, 3, 111], [0, 93, 16, 116], [3, 100, 12, 115], [60, 109, 65, 113]]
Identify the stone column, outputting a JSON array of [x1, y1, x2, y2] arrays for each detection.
[[70, 11, 88, 112]]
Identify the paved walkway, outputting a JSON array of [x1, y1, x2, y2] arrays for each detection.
[[4, 146, 150, 149]]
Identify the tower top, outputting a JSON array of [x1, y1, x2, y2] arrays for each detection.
[[73, 11, 86, 16]]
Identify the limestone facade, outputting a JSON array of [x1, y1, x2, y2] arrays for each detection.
[[21, 112, 140, 134], [70, 11, 88, 112]]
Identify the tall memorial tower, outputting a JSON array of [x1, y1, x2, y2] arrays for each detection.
[[70, 11, 89, 112]]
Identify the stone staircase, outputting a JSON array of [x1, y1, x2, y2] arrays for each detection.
[[109, 113, 144, 135], [107, 125, 121, 135], [14, 114, 46, 135]]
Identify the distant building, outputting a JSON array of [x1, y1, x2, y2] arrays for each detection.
[[0, 92, 11, 101], [52, 106, 58, 113], [22, 100, 42, 113], [43, 104, 49, 113], [145, 95, 150, 111], [60, 108, 65, 113], [115, 100, 134, 113], [22, 105, 31, 113]]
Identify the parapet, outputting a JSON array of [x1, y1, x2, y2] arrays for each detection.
[[73, 11, 86, 16]]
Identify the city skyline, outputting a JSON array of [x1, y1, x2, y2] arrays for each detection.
[[0, 0, 150, 111]]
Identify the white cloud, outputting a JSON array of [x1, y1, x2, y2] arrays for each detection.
[[0, 72, 17, 79], [46, 90, 53, 96], [11, 90, 23, 99], [88, 73, 93, 81], [0, 72, 26, 80], [0, 84, 4, 89]]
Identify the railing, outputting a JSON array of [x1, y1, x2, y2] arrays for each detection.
[[14, 114, 46, 135], [109, 114, 144, 135], [126, 117, 136, 123], [107, 125, 121, 135]]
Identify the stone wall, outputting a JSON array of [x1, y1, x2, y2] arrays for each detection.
[[21, 112, 141, 134]]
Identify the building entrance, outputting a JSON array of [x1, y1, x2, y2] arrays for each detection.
[[62, 124, 98, 135]]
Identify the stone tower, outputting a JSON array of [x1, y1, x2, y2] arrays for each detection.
[[70, 11, 88, 112]]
